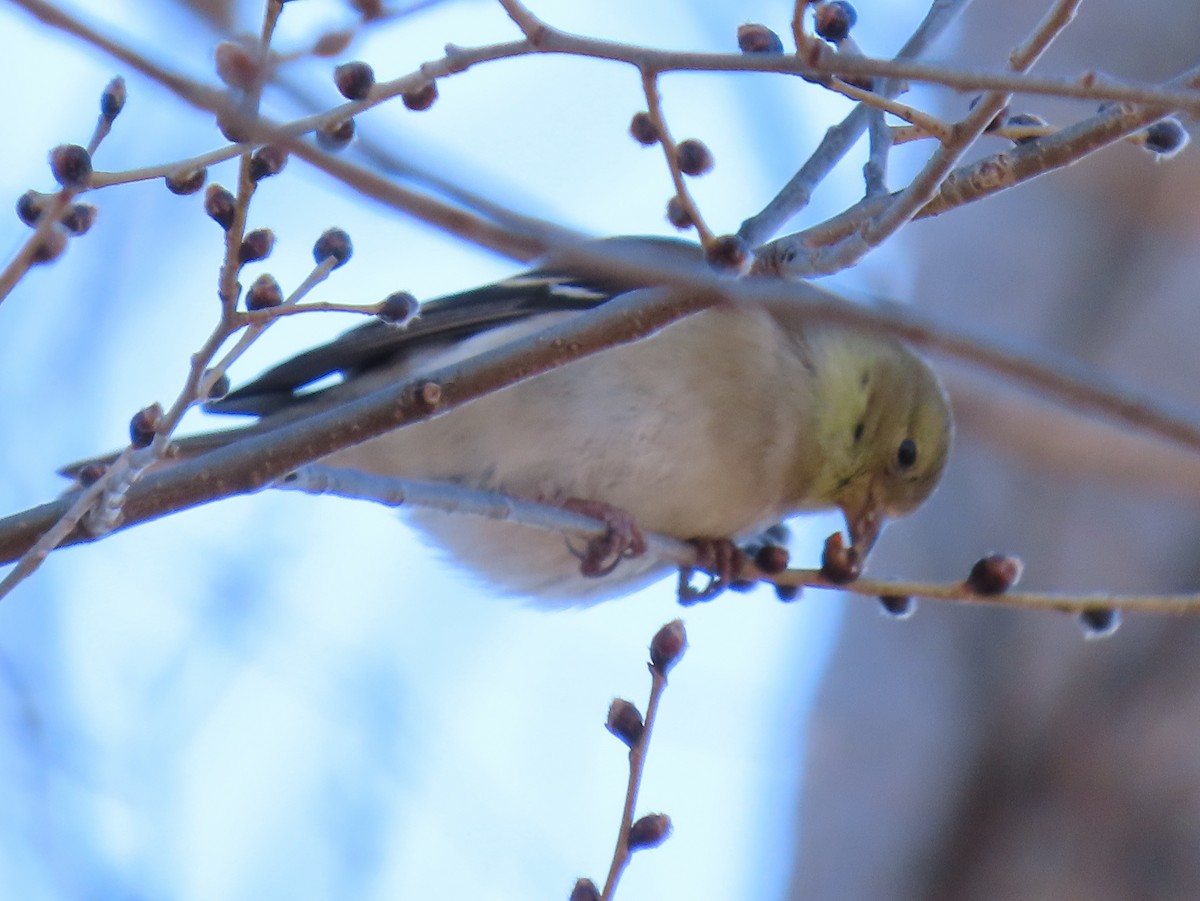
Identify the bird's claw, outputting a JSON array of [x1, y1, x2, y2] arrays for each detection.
[[677, 538, 747, 605], [562, 498, 648, 578]]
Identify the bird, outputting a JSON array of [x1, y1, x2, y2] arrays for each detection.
[[119, 237, 956, 603]]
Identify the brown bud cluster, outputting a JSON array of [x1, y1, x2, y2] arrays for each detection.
[[16, 191, 45, 227], [1078, 607, 1121, 639], [214, 40, 260, 92]]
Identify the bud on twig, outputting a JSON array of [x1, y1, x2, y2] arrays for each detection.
[[165, 168, 207, 196], [1078, 607, 1121, 639], [316, 118, 356, 152], [402, 82, 438, 111], [245, 273, 283, 310], [878, 595, 916, 619], [814, 1, 858, 43], [60, 203, 97, 236], [629, 111, 659, 146], [313, 227, 353, 268], [737, 23, 784, 54], [966, 554, 1023, 595], [606, 699, 645, 748], [129, 403, 163, 448], [569, 879, 601, 901], [249, 144, 288, 182], [49, 144, 93, 188], [627, 814, 672, 850], [676, 139, 713, 176], [204, 184, 236, 230], [334, 61, 376, 101], [100, 76, 126, 122], [239, 228, 275, 265], [16, 190, 46, 227], [665, 196, 693, 230], [704, 234, 751, 274], [377, 291, 418, 324], [649, 619, 686, 676]]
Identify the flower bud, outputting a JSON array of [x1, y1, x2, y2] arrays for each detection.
[[316, 118, 356, 152], [165, 168, 207, 195], [665, 196, 693, 230], [754, 544, 790, 574], [649, 619, 686, 676], [129, 402, 163, 448], [606, 698, 645, 748], [16, 190, 46, 227], [245, 273, 283, 310], [1141, 119, 1189, 158], [629, 111, 659, 146], [249, 144, 288, 182], [204, 184, 236, 230], [60, 203, 97, 236], [676, 139, 713, 176], [1078, 607, 1121, 640], [334, 61, 375, 101], [238, 228, 275, 264], [100, 76, 126, 123], [402, 82, 438, 111], [49, 144, 93, 188], [737, 23, 784, 54], [627, 814, 671, 850], [815, 1, 858, 43], [966, 554, 1023, 595], [704, 234, 751, 274], [569, 879, 600, 901], [878, 594, 916, 619], [377, 290, 418, 324], [774, 583, 802, 602], [313, 227, 353, 267], [313, 30, 354, 58]]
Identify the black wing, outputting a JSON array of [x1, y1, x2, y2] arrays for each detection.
[[210, 237, 701, 418]]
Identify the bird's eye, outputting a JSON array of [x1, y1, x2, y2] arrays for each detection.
[[897, 438, 918, 469]]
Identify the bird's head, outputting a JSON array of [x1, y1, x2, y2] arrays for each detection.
[[809, 329, 953, 557]]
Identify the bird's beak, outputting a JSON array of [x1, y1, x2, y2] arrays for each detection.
[[841, 492, 885, 559]]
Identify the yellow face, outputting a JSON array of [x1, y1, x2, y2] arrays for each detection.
[[812, 329, 954, 554]]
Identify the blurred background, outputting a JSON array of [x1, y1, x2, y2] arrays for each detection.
[[1, 0, 1199, 899]]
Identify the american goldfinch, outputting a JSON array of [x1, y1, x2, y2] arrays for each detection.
[[202, 237, 953, 602]]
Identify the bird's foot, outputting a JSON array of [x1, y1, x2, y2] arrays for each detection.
[[561, 498, 648, 577], [677, 538, 748, 605]]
